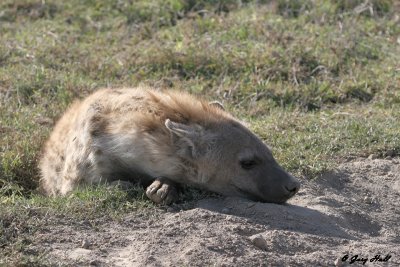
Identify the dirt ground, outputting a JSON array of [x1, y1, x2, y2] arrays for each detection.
[[31, 158, 399, 266]]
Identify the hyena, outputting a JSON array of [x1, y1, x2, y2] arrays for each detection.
[[39, 87, 300, 204]]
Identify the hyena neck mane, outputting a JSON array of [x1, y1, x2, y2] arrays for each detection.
[[136, 89, 235, 132], [98, 88, 237, 187], [138, 90, 235, 185]]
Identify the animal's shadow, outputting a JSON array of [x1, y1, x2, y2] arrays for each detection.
[[184, 168, 383, 240], [192, 196, 354, 240]]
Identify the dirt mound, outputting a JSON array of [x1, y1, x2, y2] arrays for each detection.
[[33, 158, 400, 266]]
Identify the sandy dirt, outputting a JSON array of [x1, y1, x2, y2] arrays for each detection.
[[31, 158, 400, 266]]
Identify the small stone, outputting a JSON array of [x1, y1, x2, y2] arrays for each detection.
[[368, 154, 378, 160], [385, 156, 392, 160], [334, 257, 343, 266], [89, 260, 99, 266], [166, 207, 175, 212], [81, 239, 90, 249], [363, 196, 373, 204], [249, 234, 268, 251]]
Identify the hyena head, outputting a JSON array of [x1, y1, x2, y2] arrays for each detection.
[[165, 116, 300, 204]]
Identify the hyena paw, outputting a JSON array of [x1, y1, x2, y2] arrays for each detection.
[[146, 178, 178, 205]]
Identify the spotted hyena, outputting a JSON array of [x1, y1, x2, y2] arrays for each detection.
[[39, 87, 300, 204]]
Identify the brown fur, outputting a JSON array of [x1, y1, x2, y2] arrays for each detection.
[[40, 88, 234, 195], [39, 87, 300, 203]]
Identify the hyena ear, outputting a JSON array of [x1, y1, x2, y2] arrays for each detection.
[[165, 119, 205, 159], [208, 101, 224, 110]]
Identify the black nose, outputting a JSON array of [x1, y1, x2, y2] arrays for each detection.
[[285, 181, 300, 196]]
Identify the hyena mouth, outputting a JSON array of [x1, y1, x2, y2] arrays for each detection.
[[231, 184, 262, 202], [231, 184, 290, 204]]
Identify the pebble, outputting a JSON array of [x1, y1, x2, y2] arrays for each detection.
[[363, 196, 373, 204], [385, 156, 392, 160], [166, 207, 174, 212], [334, 257, 343, 266], [81, 239, 90, 249], [201, 213, 210, 219], [89, 260, 100, 266], [249, 234, 268, 251], [368, 154, 378, 160]]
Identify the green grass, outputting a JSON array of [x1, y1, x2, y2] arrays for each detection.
[[0, 0, 399, 264]]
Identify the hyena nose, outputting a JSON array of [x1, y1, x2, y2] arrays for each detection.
[[285, 180, 300, 196]]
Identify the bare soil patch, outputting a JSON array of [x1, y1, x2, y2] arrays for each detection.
[[30, 158, 400, 266]]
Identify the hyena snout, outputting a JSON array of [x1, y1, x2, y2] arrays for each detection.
[[283, 177, 301, 197], [257, 167, 301, 203]]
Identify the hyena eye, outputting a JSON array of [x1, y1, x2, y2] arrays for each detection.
[[240, 159, 257, 170]]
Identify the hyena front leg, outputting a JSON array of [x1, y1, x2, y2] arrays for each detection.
[[59, 151, 90, 195], [59, 154, 84, 195], [59, 135, 100, 195], [146, 177, 178, 205]]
